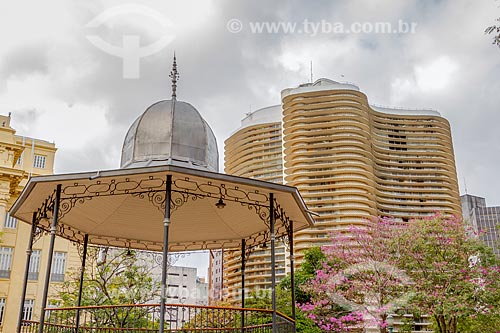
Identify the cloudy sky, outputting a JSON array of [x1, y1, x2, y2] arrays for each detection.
[[1, 0, 499, 276]]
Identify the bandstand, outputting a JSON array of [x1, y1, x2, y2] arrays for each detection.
[[9, 57, 314, 333]]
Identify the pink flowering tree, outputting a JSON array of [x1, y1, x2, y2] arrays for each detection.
[[299, 218, 412, 333], [390, 214, 500, 333]]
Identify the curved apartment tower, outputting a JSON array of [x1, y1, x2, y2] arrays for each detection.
[[222, 78, 460, 296], [282, 80, 378, 257], [223, 106, 287, 301], [282, 79, 460, 258]]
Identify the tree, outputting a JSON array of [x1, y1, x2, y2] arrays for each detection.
[[279, 246, 325, 305], [457, 311, 500, 333], [244, 288, 321, 333], [58, 247, 162, 328], [235, 247, 325, 332], [182, 300, 240, 330], [299, 218, 411, 333], [485, 17, 500, 47], [300, 215, 500, 333], [390, 214, 500, 333]]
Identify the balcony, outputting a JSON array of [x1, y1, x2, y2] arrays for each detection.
[[21, 303, 295, 332]]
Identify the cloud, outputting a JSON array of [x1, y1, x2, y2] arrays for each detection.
[[415, 56, 459, 92], [1, 0, 500, 211]]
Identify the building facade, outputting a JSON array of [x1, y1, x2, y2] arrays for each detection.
[[222, 106, 288, 302], [461, 194, 500, 255], [208, 249, 224, 303], [282, 79, 460, 259], [0, 114, 79, 332], [220, 78, 461, 299], [166, 265, 208, 327]]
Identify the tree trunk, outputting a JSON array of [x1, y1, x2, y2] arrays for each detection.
[[434, 314, 458, 333]]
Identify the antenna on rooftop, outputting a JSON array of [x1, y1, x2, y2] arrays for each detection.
[[463, 177, 468, 194], [310, 60, 313, 83]]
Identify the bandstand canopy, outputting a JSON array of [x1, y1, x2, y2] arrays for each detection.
[[10, 164, 314, 252]]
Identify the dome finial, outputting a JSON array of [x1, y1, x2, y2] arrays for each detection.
[[169, 52, 179, 100]]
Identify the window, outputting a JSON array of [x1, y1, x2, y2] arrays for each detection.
[[46, 301, 59, 319], [28, 250, 41, 280], [0, 298, 5, 325], [22, 299, 34, 321], [4, 212, 17, 229], [17, 152, 23, 165], [0, 247, 13, 278], [51, 252, 66, 282], [33, 155, 46, 169]]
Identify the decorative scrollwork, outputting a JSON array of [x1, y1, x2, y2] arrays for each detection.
[[132, 191, 166, 212], [171, 190, 204, 213], [240, 202, 270, 227], [59, 196, 92, 220], [32, 226, 46, 245], [26, 172, 295, 251], [273, 199, 293, 238]]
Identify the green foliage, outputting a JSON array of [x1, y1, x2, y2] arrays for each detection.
[[301, 246, 326, 275], [244, 288, 320, 333], [182, 300, 239, 330], [244, 247, 325, 332], [296, 216, 500, 333], [457, 312, 500, 333], [57, 247, 161, 328], [486, 17, 500, 47], [389, 214, 500, 333], [280, 246, 325, 304]]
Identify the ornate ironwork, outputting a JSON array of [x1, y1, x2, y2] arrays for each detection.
[[59, 196, 92, 220], [131, 190, 166, 211], [169, 53, 179, 99], [20, 303, 296, 333], [32, 226, 46, 245], [240, 201, 270, 227], [25, 173, 295, 251]]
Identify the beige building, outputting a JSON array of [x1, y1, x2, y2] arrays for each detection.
[[222, 106, 289, 302], [0, 114, 79, 332], [221, 78, 460, 302]]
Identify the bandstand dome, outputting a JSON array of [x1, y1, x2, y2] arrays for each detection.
[[10, 56, 306, 333], [120, 99, 219, 172]]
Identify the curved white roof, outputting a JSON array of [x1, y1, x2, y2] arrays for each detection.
[[281, 78, 441, 117], [369, 104, 440, 116], [241, 105, 282, 127], [281, 78, 360, 99]]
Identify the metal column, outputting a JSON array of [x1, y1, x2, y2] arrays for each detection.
[[39, 184, 62, 333], [270, 193, 276, 333], [160, 175, 172, 333], [289, 220, 296, 321], [241, 238, 246, 332], [75, 234, 89, 332], [16, 212, 37, 333]]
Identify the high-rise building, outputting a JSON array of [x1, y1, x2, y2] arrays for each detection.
[[282, 79, 461, 259], [461, 194, 500, 255], [220, 78, 461, 297], [223, 106, 288, 302], [0, 114, 79, 332], [208, 249, 224, 303]]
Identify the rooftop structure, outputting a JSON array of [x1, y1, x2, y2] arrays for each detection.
[[223, 77, 461, 305]]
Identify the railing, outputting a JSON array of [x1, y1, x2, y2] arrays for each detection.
[[20, 303, 295, 333]]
